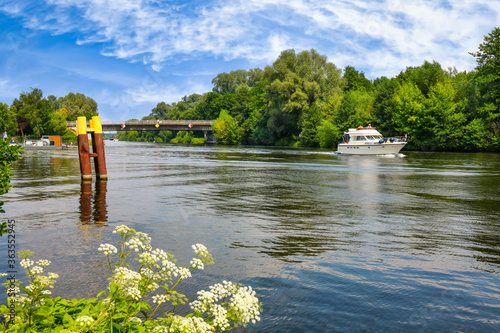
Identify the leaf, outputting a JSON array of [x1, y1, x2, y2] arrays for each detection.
[[63, 313, 75, 325]]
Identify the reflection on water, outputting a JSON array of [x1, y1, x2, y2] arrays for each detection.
[[2, 144, 500, 332], [80, 180, 108, 225]]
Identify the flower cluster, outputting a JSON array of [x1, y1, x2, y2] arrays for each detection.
[[125, 232, 152, 252], [112, 267, 143, 301], [76, 315, 95, 327], [190, 281, 261, 329], [98, 243, 118, 255], [1, 225, 261, 332]]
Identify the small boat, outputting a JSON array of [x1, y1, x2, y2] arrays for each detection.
[[336, 125, 407, 155], [109, 138, 119, 142], [23, 135, 63, 150]]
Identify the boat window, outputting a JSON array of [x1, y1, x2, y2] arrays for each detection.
[[357, 136, 367, 141]]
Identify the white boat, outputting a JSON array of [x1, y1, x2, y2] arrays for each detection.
[[336, 125, 407, 155]]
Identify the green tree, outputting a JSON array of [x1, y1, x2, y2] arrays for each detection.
[[372, 77, 400, 136], [263, 49, 343, 143], [317, 120, 339, 148], [58, 92, 98, 121], [470, 27, 500, 148], [334, 90, 374, 133], [300, 103, 321, 146], [392, 81, 426, 148], [13, 88, 54, 137], [212, 110, 242, 145], [0, 103, 17, 136], [0, 139, 23, 223], [343, 66, 373, 92], [397, 61, 446, 97]]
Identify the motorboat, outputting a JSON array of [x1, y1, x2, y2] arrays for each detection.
[[336, 125, 407, 155]]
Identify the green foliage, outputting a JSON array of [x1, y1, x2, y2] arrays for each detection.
[[0, 138, 23, 229], [61, 130, 78, 145], [470, 27, 500, 148], [334, 90, 374, 135], [169, 131, 206, 144], [128, 42, 499, 151], [212, 69, 264, 94], [317, 120, 340, 148], [397, 61, 446, 97], [58, 92, 98, 121], [343, 66, 373, 92], [212, 110, 242, 145], [0, 226, 261, 332], [0, 103, 17, 136]]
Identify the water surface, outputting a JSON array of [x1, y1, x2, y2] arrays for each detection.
[[2, 143, 500, 332]]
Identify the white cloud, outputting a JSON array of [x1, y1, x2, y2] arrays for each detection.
[[2, 0, 499, 78]]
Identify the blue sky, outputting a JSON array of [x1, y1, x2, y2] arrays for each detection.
[[0, 0, 498, 121]]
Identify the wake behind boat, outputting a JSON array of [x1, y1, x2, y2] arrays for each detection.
[[336, 125, 407, 155]]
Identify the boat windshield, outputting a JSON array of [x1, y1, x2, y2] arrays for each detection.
[[366, 135, 383, 140]]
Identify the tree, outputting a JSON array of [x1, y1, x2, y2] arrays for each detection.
[[343, 66, 373, 92], [317, 120, 339, 148], [397, 61, 446, 96], [211, 110, 242, 145], [58, 92, 98, 121], [0, 103, 17, 136], [14, 88, 53, 137], [470, 27, 500, 111], [470, 27, 500, 148], [392, 82, 425, 148]]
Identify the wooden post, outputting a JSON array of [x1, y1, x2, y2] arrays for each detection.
[[91, 116, 107, 180], [77, 116, 92, 180], [77, 116, 107, 180]]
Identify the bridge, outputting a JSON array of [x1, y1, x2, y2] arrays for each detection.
[[67, 120, 214, 136]]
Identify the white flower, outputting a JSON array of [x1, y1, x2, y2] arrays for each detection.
[[166, 316, 215, 333], [31, 266, 43, 275], [128, 316, 142, 324], [76, 315, 95, 327], [98, 243, 118, 255], [152, 294, 168, 304], [190, 258, 204, 270], [175, 267, 191, 279], [20, 259, 34, 269], [113, 225, 134, 236], [138, 252, 158, 265], [36, 260, 51, 267]]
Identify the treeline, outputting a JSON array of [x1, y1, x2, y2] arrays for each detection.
[[0, 89, 98, 143], [119, 27, 500, 152]]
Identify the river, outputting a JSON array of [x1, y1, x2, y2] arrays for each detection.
[[2, 142, 500, 332]]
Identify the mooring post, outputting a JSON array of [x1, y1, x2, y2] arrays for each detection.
[[76, 116, 107, 180], [90, 116, 107, 180], [77, 116, 92, 180]]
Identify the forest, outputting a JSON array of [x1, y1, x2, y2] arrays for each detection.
[[1, 27, 499, 152], [0, 90, 98, 143], [116, 27, 500, 152]]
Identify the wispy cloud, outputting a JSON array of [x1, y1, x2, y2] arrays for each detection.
[[1, 0, 499, 77]]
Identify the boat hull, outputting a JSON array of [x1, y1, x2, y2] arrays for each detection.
[[337, 142, 406, 155]]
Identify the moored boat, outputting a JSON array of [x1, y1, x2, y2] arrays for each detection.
[[23, 135, 63, 150], [336, 125, 407, 155]]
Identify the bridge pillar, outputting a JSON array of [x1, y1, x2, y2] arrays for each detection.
[[76, 116, 107, 180]]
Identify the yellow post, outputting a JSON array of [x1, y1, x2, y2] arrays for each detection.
[[91, 116, 107, 179], [77, 117, 92, 180]]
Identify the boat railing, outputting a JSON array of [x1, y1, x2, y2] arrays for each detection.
[[384, 136, 407, 143]]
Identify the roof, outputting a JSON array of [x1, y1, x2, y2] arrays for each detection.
[[345, 129, 382, 136]]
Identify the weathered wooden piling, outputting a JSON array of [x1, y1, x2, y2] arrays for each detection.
[[76, 116, 107, 180]]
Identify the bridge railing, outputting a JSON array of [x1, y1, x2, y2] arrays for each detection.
[[67, 120, 214, 128]]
